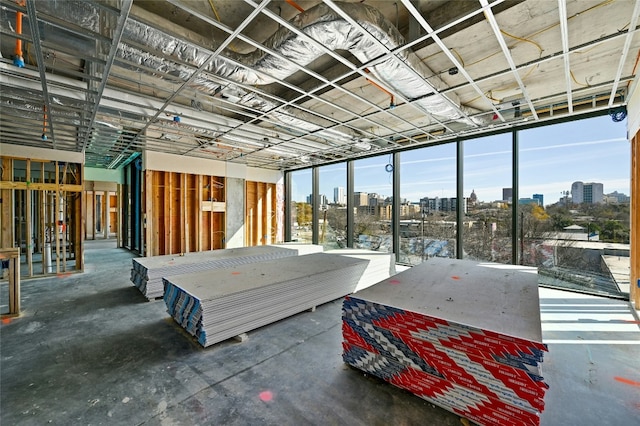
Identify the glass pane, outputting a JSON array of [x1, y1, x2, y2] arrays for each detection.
[[289, 169, 313, 243], [463, 134, 512, 263], [318, 163, 346, 249], [13, 159, 26, 182], [353, 155, 393, 253], [519, 115, 630, 298], [400, 143, 457, 265], [30, 161, 42, 183]]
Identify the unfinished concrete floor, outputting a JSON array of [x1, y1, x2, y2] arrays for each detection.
[[1, 240, 639, 425]]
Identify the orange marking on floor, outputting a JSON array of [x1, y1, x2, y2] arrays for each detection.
[[451, 276, 460, 280], [614, 376, 640, 386], [1, 318, 11, 325], [231, 271, 241, 275]]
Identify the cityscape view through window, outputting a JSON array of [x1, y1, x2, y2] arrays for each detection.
[[288, 115, 631, 298]]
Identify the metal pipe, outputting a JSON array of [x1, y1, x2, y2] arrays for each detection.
[[14, 2, 24, 67]]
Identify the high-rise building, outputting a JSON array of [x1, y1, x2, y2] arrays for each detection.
[[334, 186, 346, 204], [502, 188, 513, 202], [571, 181, 583, 204], [533, 194, 544, 206], [572, 181, 604, 204], [354, 192, 368, 207]]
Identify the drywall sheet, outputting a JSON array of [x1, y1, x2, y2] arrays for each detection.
[[325, 248, 396, 292], [131, 244, 323, 300], [164, 252, 368, 347], [342, 257, 548, 426]]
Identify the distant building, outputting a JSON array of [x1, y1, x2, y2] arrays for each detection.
[[502, 188, 513, 202], [419, 196, 468, 214], [533, 193, 544, 206], [571, 181, 604, 204], [605, 191, 630, 204], [469, 189, 478, 206], [519, 198, 540, 205], [354, 192, 368, 207], [571, 182, 584, 204], [334, 186, 346, 205]]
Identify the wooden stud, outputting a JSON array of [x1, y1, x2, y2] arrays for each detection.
[[103, 190, 109, 239], [197, 174, 203, 252], [1, 158, 13, 248], [75, 186, 84, 271], [1, 248, 20, 315], [25, 159, 32, 276], [164, 171, 170, 255], [62, 191, 67, 272], [180, 173, 186, 254], [54, 162, 60, 273]]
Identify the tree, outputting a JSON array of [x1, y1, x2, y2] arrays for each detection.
[[295, 202, 312, 226]]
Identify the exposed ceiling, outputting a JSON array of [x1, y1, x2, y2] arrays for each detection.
[[0, 0, 638, 170]]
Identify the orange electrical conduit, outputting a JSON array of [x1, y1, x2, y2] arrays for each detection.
[[285, 0, 305, 13], [364, 68, 395, 108], [14, 1, 25, 67]]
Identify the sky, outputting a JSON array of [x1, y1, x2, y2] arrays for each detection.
[[290, 115, 631, 205]]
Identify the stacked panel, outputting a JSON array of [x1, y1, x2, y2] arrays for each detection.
[[325, 249, 396, 292], [164, 252, 369, 347], [342, 258, 548, 426], [131, 244, 323, 300]]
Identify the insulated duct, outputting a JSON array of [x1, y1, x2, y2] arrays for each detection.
[[2, 1, 482, 162], [119, 1, 480, 127]]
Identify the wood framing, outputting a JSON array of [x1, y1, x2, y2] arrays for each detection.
[[1, 156, 83, 277], [144, 170, 226, 256], [0, 248, 20, 316], [245, 181, 277, 246]]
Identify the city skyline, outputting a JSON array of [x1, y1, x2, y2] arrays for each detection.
[[290, 115, 630, 206]]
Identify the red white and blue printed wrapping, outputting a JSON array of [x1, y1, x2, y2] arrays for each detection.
[[342, 258, 548, 426]]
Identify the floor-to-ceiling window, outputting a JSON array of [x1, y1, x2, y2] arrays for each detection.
[[520, 115, 630, 297], [318, 163, 347, 250], [285, 114, 631, 299], [353, 155, 394, 253], [400, 143, 457, 265], [289, 169, 313, 243], [463, 133, 513, 263]]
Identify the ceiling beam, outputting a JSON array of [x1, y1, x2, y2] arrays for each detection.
[[479, 0, 538, 120], [608, 0, 640, 107], [25, 0, 56, 148], [80, 0, 132, 153], [558, 0, 573, 114], [401, 0, 505, 123]]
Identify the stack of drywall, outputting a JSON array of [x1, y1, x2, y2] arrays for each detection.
[[164, 252, 368, 347], [131, 244, 323, 300], [342, 258, 548, 426], [325, 248, 396, 292]]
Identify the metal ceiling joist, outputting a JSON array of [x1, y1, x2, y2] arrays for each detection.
[[25, 0, 56, 148], [80, 0, 133, 153], [557, 0, 572, 114], [321, 0, 460, 131], [113, 0, 274, 169], [608, 0, 640, 107], [401, 0, 506, 123], [479, 0, 538, 120], [168, 0, 427, 153]]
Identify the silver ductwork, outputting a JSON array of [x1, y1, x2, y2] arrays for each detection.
[[118, 2, 480, 129], [2, 1, 483, 159]]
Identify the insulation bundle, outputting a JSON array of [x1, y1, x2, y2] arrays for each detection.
[[164, 252, 369, 347], [131, 244, 323, 300], [343, 258, 548, 426]]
